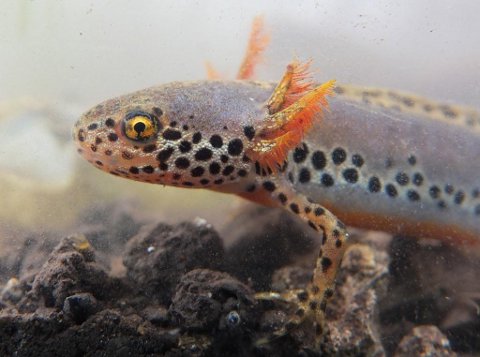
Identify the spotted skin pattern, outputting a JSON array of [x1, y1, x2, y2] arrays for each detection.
[[74, 18, 480, 348]]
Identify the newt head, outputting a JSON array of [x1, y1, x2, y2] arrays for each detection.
[[73, 80, 276, 188]]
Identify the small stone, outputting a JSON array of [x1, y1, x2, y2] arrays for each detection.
[[395, 325, 455, 357], [63, 293, 98, 324], [123, 222, 224, 304], [169, 269, 254, 331]]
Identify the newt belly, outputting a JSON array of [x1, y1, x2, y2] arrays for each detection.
[[72, 16, 480, 347]]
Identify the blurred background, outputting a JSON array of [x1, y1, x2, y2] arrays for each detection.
[[0, 0, 479, 237]]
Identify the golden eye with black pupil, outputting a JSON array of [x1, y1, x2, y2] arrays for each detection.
[[123, 111, 160, 141]]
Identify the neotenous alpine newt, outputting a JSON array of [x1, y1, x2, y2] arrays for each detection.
[[73, 17, 480, 345]]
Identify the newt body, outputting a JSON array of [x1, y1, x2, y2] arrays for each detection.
[[73, 18, 480, 347], [75, 80, 480, 244]]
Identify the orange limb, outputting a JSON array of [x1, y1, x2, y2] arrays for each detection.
[[247, 61, 335, 172], [236, 15, 270, 80]]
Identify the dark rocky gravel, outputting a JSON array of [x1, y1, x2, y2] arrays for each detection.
[[0, 204, 476, 356]]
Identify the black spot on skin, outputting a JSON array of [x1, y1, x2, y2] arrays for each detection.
[[304, 207, 312, 214], [87, 123, 98, 131], [438, 200, 447, 209], [293, 144, 309, 163], [169, 121, 177, 127], [227, 139, 244, 156], [90, 145, 97, 152], [238, 169, 247, 177], [407, 190, 420, 201], [159, 163, 168, 170], [200, 179, 209, 185], [122, 151, 134, 160], [299, 168, 311, 183], [182, 182, 194, 186], [95, 137, 102, 145], [107, 133, 118, 142], [440, 105, 456, 118], [335, 240, 342, 248], [290, 203, 300, 214], [163, 129, 182, 141], [143, 144, 156, 153], [243, 126, 255, 140], [192, 132, 202, 144], [220, 155, 229, 163], [214, 179, 224, 185], [263, 181, 276, 192], [343, 168, 359, 183], [385, 184, 398, 197], [474, 204, 480, 215], [311, 151, 327, 170], [242, 155, 250, 163], [396, 172, 409, 186], [297, 291, 308, 302], [278, 193, 287, 204], [175, 157, 190, 169], [402, 97, 415, 107], [408, 155, 417, 166], [412, 173, 423, 186], [95, 160, 103, 166], [308, 221, 318, 231], [77, 129, 85, 142], [454, 191, 465, 205], [142, 166, 154, 174], [331, 148, 347, 165], [179, 141, 192, 153], [182, 124, 189, 131], [324, 288, 334, 298], [287, 171, 294, 183], [105, 150, 112, 156], [423, 104, 433, 112], [368, 177, 381, 192], [246, 184, 256, 192], [195, 148, 213, 161], [209, 162, 221, 175], [152, 107, 163, 117], [209, 135, 223, 148], [314, 207, 324, 216], [445, 184, 454, 195], [351, 154, 364, 167], [222, 165, 234, 176], [157, 147, 174, 162], [191, 166, 205, 177], [429, 186, 441, 199], [295, 308, 305, 317], [321, 173, 334, 187], [321, 257, 332, 272], [173, 173, 181, 180], [105, 118, 115, 128], [129, 166, 139, 174]]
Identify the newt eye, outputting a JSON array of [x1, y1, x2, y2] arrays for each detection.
[[123, 111, 159, 141]]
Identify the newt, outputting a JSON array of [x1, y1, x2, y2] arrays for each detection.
[[73, 17, 480, 347]]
